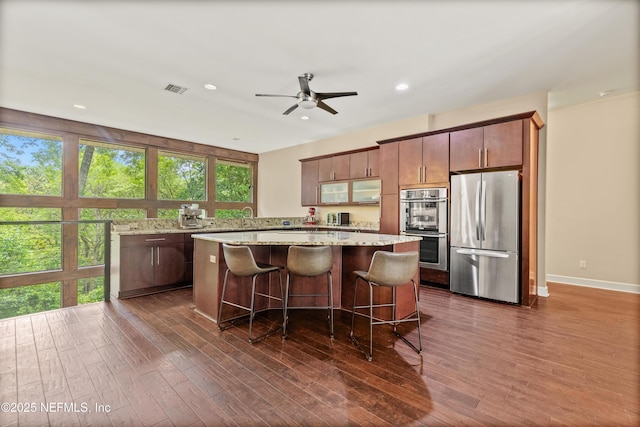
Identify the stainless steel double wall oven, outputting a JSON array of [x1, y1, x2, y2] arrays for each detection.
[[400, 188, 448, 271]]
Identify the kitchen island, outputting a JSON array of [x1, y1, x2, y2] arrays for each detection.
[[192, 230, 421, 323]]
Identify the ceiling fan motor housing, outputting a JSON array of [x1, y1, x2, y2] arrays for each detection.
[[255, 72, 357, 115]]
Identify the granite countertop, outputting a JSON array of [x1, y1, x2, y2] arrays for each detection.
[[192, 230, 421, 246], [111, 217, 379, 235]]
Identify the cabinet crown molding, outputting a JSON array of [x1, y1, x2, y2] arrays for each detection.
[[377, 110, 544, 145]]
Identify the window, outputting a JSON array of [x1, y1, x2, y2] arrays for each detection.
[[78, 208, 145, 267], [216, 160, 252, 202], [78, 277, 104, 305], [0, 208, 62, 275], [0, 282, 61, 318], [158, 151, 206, 201], [0, 127, 62, 196], [79, 140, 145, 199], [215, 209, 244, 218]]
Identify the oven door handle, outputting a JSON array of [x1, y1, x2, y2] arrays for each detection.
[[400, 198, 448, 203], [403, 232, 447, 238]]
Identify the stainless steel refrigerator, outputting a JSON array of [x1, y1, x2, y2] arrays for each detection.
[[450, 171, 520, 303]]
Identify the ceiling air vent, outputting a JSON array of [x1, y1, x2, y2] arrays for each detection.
[[164, 83, 188, 94]]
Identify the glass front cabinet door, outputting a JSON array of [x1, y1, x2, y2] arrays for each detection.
[[320, 182, 348, 204], [351, 179, 381, 204]]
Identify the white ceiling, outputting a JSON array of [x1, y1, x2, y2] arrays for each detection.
[[1, 0, 638, 154]]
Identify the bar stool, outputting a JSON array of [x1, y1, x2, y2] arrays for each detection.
[[283, 245, 334, 338], [349, 250, 422, 361], [218, 243, 285, 343]]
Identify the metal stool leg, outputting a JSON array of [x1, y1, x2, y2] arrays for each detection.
[[283, 272, 291, 337], [390, 280, 422, 354], [327, 271, 334, 338], [349, 276, 373, 361]]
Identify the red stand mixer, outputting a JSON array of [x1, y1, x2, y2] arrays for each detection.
[[304, 207, 317, 225]]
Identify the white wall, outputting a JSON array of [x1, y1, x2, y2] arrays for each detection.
[[257, 114, 432, 221], [259, 90, 640, 294], [259, 91, 550, 289], [546, 91, 640, 292]]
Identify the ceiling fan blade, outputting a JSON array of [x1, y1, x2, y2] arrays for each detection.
[[316, 100, 338, 115], [255, 94, 297, 98], [315, 91, 358, 101], [283, 104, 299, 115], [298, 75, 311, 95]]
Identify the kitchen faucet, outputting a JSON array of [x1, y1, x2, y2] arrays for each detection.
[[241, 206, 253, 228]]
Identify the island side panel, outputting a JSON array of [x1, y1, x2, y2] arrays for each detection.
[[270, 245, 342, 309], [193, 238, 221, 321], [341, 241, 420, 321], [392, 240, 421, 320], [341, 245, 394, 321]]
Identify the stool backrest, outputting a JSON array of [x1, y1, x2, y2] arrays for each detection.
[[222, 243, 261, 276], [366, 251, 419, 286], [287, 245, 333, 276]]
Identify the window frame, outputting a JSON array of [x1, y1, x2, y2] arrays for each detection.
[[0, 108, 258, 312]]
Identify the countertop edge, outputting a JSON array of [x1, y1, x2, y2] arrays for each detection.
[[192, 230, 421, 246], [113, 224, 380, 236]]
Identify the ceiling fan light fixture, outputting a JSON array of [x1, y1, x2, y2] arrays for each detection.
[[299, 99, 316, 109]]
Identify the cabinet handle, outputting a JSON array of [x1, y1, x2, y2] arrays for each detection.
[[315, 186, 318, 204], [365, 167, 368, 177], [150, 247, 154, 266], [418, 166, 421, 183], [478, 148, 483, 168], [145, 238, 166, 242], [156, 246, 160, 265], [484, 148, 488, 167], [422, 165, 426, 183]]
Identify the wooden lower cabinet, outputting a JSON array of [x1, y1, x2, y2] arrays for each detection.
[[119, 233, 188, 298]]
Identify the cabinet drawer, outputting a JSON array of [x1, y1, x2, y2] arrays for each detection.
[[121, 233, 185, 247]]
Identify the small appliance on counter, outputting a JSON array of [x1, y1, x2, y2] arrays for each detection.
[[179, 204, 204, 229], [327, 212, 350, 226], [304, 207, 317, 225]]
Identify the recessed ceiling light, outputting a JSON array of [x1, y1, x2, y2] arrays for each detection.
[[300, 116, 310, 120], [396, 83, 409, 91], [598, 90, 614, 97], [204, 83, 218, 91], [73, 104, 86, 109]]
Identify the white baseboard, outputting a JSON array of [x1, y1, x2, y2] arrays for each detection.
[[545, 274, 640, 294], [537, 285, 550, 297]]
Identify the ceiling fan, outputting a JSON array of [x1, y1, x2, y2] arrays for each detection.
[[255, 73, 357, 115]]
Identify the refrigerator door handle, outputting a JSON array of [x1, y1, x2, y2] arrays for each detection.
[[475, 180, 481, 241], [480, 179, 487, 241], [455, 248, 510, 258]]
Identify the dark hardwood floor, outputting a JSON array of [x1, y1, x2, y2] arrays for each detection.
[[0, 282, 638, 426]]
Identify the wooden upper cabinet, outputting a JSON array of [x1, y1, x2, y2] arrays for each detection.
[[349, 149, 379, 179], [483, 120, 523, 168], [319, 153, 350, 181], [450, 127, 484, 172], [301, 160, 319, 206], [422, 133, 449, 184], [398, 135, 450, 185], [450, 120, 523, 172], [398, 137, 423, 185], [379, 142, 398, 195], [367, 149, 379, 177], [350, 151, 368, 179]]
